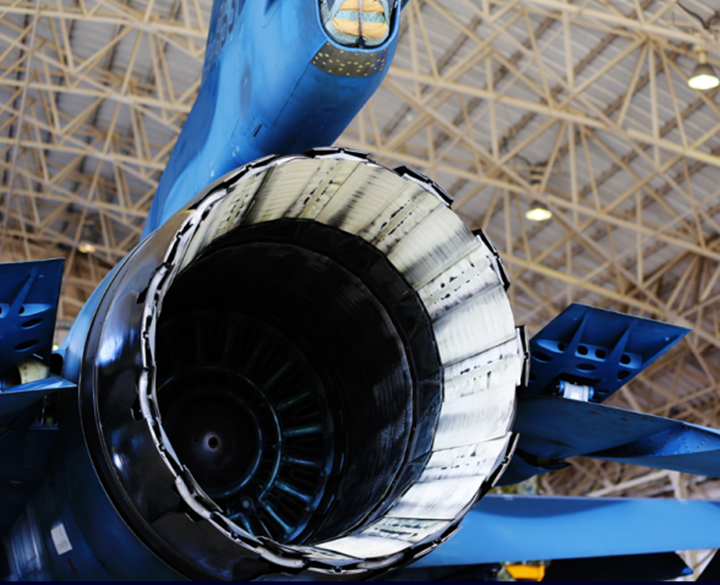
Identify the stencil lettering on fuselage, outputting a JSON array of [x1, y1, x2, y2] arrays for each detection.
[[204, 0, 245, 78]]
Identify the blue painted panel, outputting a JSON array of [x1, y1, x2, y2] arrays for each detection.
[[413, 494, 720, 566], [0, 403, 62, 540], [0, 259, 64, 376], [0, 375, 76, 418], [526, 303, 688, 402], [501, 307, 700, 485], [507, 395, 720, 479], [515, 395, 681, 459], [142, 0, 402, 237], [593, 423, 720, 474]]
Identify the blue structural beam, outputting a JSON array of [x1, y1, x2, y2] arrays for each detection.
[[525, 303, 688, 403], [413, 495, 720, 566], [0, 259, 64, 376]]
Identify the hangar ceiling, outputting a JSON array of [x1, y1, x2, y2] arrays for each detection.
[[2, 0, 720, 531]]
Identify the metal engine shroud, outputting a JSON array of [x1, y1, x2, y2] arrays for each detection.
[[8, 150, 525, 581]]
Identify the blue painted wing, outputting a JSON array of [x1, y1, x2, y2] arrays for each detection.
[[503, 395, 720, 482], [414, 494, 720, 566]]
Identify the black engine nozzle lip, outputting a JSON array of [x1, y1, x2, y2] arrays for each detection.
[[80, 149, 524, 580]]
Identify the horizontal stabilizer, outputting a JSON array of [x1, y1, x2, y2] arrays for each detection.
[[0, 259, 64, 376], [0, 375, 76, 418], [502, 395, 720, 483], [526, 303, 688, 403], [412, 494, 720, 566]]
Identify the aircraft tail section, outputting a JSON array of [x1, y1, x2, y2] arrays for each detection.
[[3, 150, 526, 581], [143, 0, 404, 238]]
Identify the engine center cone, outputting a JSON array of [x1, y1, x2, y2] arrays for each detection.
[[78, 149, 525, 580], [161, 381, 264, 496]]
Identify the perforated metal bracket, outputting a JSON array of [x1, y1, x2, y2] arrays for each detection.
[[0, 259, 64, 377], [525, 303, 689, 403]]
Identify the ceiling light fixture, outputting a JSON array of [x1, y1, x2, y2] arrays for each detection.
[[525, 201, 553, 222], [688, 48, 719, 91], [79, 242, 96, 254]]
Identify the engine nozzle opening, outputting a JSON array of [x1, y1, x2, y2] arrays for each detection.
[[80, 150, 522, 580], [154, 219, 431, 544]]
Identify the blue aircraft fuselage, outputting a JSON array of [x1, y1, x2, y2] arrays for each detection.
[[66, 0, 403, 361], [143, 0, 401, 236]]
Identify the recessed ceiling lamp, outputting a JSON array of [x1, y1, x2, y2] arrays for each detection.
[[78, 241, 96, 254], [688, 48, 719, 91], [525, 200, 552, 222]]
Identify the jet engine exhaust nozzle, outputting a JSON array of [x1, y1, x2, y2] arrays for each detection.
[[76, 149, 525, 580]]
